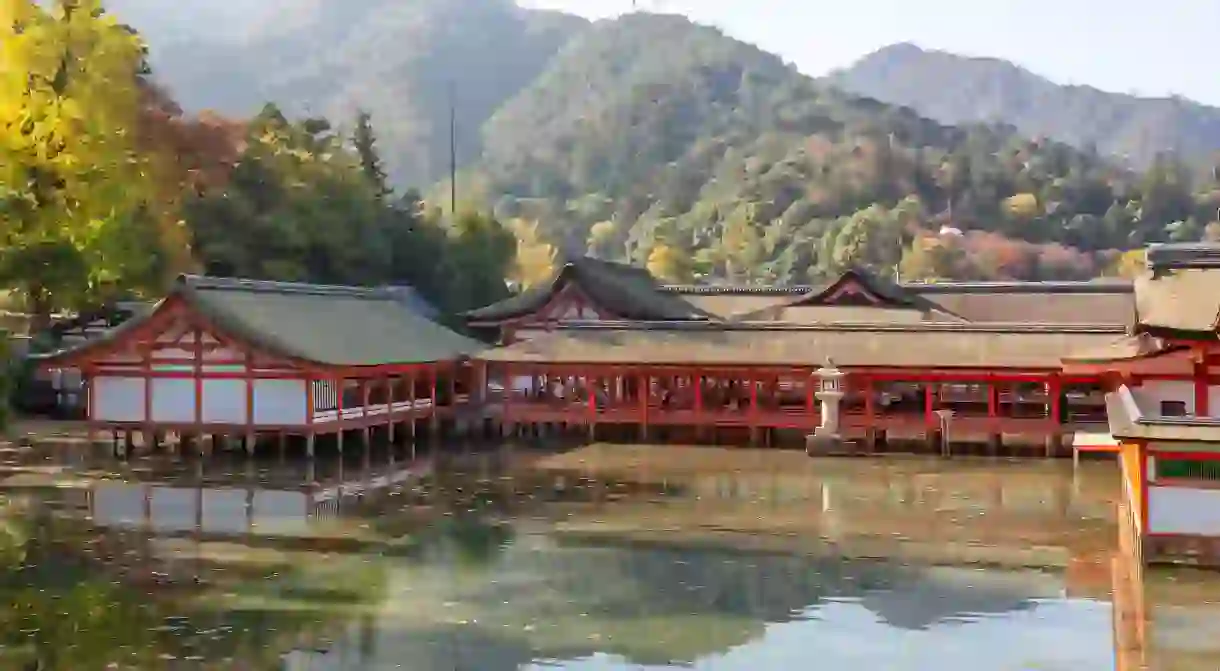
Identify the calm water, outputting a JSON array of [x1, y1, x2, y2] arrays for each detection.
[[0, 439, 1209, 669]]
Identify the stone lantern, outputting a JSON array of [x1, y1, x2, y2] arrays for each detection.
[[806, 358, 846, 455]]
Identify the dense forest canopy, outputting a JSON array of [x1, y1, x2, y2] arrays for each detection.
[[450, 13, 1220, 285], [0, 0, 513, 327], [4, 0, 1220, 327]]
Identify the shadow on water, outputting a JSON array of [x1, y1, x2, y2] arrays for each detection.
[[0, 439, 1207, 669]]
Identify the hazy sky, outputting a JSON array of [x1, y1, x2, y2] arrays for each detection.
[[523, 0, 1220, 106]]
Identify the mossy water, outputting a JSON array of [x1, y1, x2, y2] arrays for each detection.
[[0, 440, 1195, 669]]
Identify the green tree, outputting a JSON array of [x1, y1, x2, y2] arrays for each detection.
[[900, 235, 967, 281], [441, 209, 515, 312], [0, 0, 164, 328], [352, 108, 390, 199], [647, 243, 694, 283]]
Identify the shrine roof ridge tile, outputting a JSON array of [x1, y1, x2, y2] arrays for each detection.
[[544, 320, 1129, 334]]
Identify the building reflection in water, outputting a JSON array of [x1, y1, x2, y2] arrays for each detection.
[[4, 443, 1219, 669]]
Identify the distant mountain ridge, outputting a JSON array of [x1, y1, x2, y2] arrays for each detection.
[[115, 0, 588, 187], [831, 43, 1220, 167], [105, 2, 1220, 285]]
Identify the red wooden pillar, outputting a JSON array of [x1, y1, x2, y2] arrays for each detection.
[[193, 327, 203, 433], [407, 369, 417, 416], [305, 377, 315, 430], [863, 376, 875, 425], [987, 381, 999, 419], [428, 366, 438, 416], [588, 371, 598, 422], [449, 364, 458, 406], [244, 350, 255, 445], [924, 381, 936, 427], [387, 376, 396, 443], [142, 343, 152, 446], [694, 373, 703, 418], [805, 371, 815, 417], [502, 364, 511, 424], [337, 377, 346, 424], [638, 370, 649, 436], [1194, 358, 1209, 416], [1048, 374, 1062, 424], [748, 372, 759, 423]]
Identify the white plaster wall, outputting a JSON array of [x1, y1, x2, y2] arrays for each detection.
[[201, 379, 247, 424], [1207, 386, 1220, 418], [92, 483, 145, 528], [1148, 486, 1220, 535], [202, 489, 249, 535], [252, 490, 310, 534], [151, 378, 195, 423], [253, 379, 307, 425], [93, 377, 145, 422], [513, 375, 534, 392], [1132, 381, 1196, 416], [150, 487, 199, 532]]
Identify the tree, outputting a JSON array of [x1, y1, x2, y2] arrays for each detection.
[[828, 205, 905, 275], [587, 220, 620, 259], [352, 109, 389, 199], [135, 83, 246, 281], [442, 209, 516, 312], [1002, 193, 1040, 221], [900, 235, 967, 282], [509, 218, 557, 288], [718, 205, 765, 283], [1107, 249, 1146, 279], [0, 0, 163, 327], [646, 243, 693, 283]]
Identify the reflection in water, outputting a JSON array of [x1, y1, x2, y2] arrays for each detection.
[[0, 441, 1202, 669]]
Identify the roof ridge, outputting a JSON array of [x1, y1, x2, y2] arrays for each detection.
[[664, 280, 1135, 295], [662, 285, 811, 295], [1146, 242, 1220, 271], [547, 319, 1129, 334], [179, 275, 393, 299]]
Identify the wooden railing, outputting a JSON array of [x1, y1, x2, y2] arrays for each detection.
[[494, 398, 1072, 435]]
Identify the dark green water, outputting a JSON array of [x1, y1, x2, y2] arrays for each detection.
[[0, 441, 1141, 669]]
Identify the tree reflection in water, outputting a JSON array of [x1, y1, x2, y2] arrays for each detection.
[[0, 447, 1125, 670], [0, 495, 388, 670]]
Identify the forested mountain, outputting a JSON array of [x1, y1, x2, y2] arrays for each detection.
[[832, 43, 1220, 169], [451, 14, 1220, 284], [111, 3, 1220, 286], [121, 0, 587, 187], [8, 0, 1220, 329]]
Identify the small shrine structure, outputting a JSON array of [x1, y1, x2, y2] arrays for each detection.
[[35, 275, 485, 455]]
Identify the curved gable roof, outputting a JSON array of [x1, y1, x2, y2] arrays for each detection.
[[735, 268, 964, 322], [464, 257, 712, 323], [37, 275, 485, 367]]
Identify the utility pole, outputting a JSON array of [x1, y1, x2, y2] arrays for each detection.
[[449, 81, 458, 217]]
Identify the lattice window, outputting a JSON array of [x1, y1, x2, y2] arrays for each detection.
[[1157, 458, 1220, 482], [312, 380, 338, 412]]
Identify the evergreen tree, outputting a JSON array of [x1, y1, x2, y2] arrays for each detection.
[[352, 109, 390, 199]]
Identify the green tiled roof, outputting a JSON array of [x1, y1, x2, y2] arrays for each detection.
[[38, 276, 485, 367], [463, 257, 713, 323]]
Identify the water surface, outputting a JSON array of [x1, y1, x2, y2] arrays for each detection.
[[0, 441, 1153, 669]]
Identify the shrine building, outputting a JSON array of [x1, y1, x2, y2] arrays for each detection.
[[34, 275, 486, 455], [470, 256, 1135, 454], [1062, 243, 1220, 567]]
